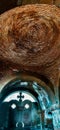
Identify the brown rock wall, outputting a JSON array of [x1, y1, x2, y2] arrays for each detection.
[[0, 4, 60, 86]]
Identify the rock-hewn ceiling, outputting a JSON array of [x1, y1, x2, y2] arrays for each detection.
[[0, 4, 60, 86]]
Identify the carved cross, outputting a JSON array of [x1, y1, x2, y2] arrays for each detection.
[[17, 92, 24, 102]]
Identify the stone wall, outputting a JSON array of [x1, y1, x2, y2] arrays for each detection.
[[22, 0, 60, 5]]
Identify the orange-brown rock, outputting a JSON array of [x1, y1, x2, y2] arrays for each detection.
[[0, 4, 60, 85]]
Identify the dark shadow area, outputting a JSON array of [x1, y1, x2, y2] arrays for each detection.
[[0, 0, 21, 14]]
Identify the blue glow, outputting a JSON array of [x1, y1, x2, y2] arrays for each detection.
[[52, 109, 60, 129], [33, 82, 51, 110]]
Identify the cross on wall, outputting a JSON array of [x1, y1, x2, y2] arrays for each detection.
[[17, 92, 24, 102]]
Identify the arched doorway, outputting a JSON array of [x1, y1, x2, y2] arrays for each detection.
[[0, 76, 54, 130]]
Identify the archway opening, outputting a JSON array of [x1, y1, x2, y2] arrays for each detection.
[[0, 78, 54, 130]]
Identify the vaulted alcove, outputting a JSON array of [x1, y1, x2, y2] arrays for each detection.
[[0, 74, 56, 130]]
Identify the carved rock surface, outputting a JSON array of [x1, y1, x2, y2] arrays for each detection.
[[0, 4, 60, 84]]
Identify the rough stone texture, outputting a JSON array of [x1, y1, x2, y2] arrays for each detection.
[[0, 4, 60, 86]]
